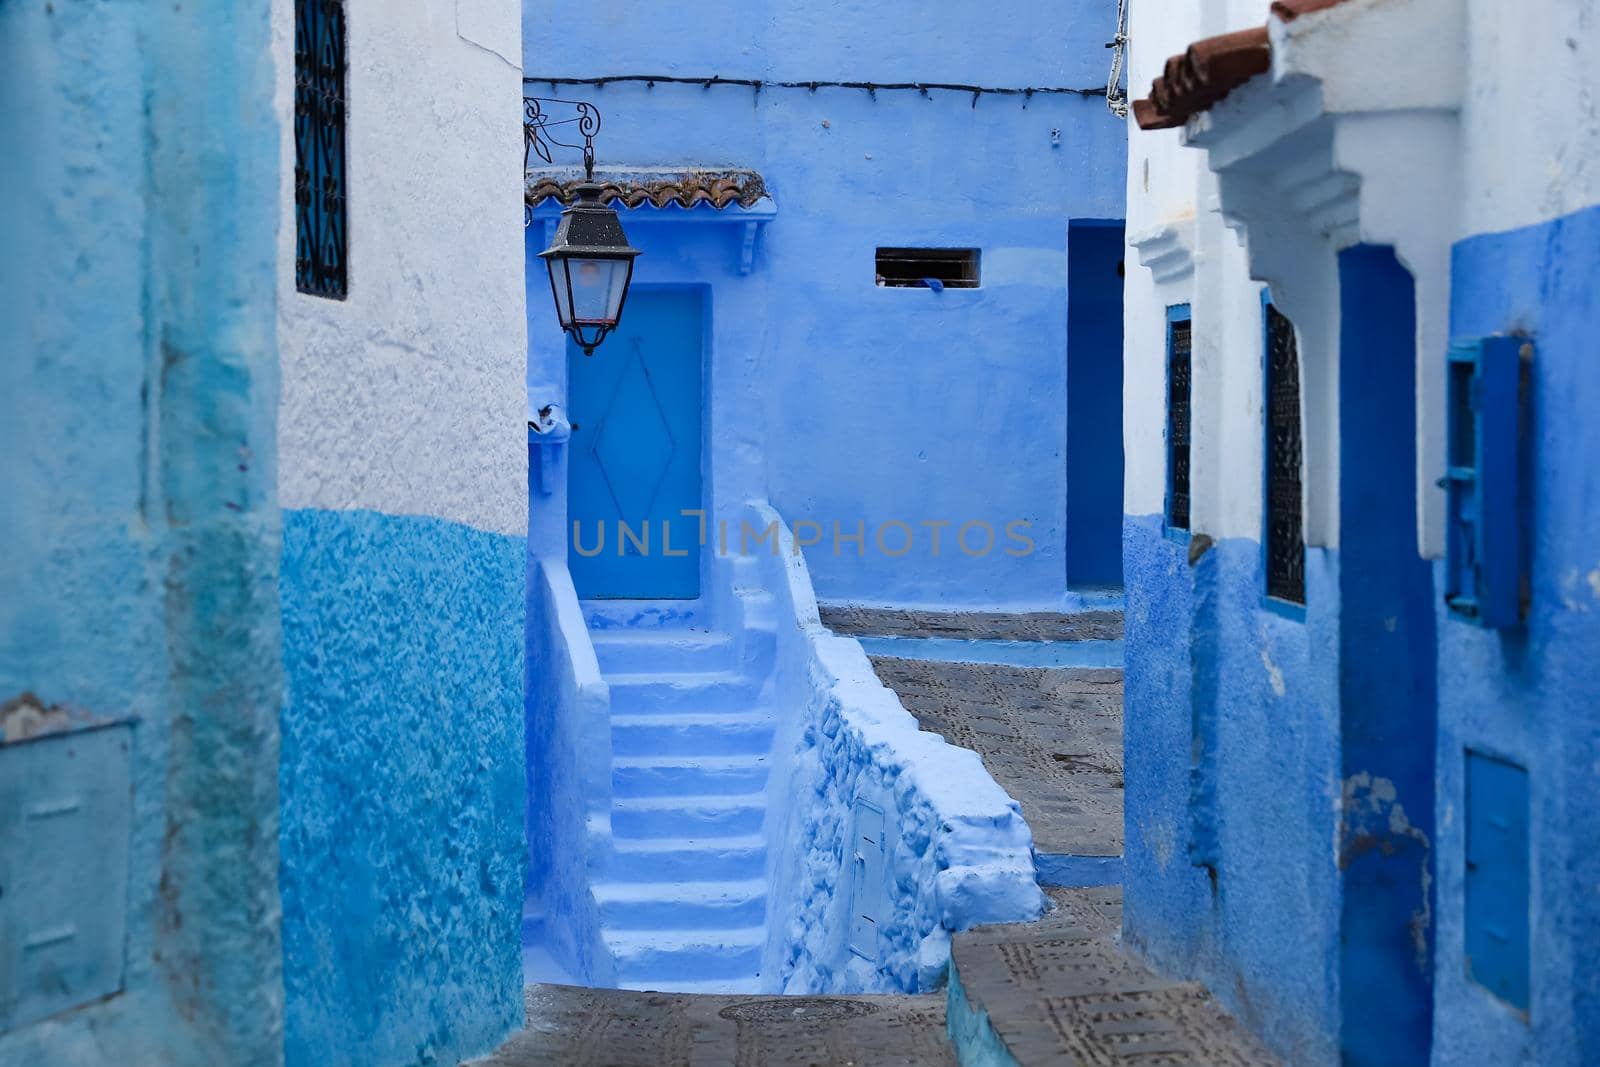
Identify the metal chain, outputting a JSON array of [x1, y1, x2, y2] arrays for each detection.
[[1106, 0, 1131, 119]]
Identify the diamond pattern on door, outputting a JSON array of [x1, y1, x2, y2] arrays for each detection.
[[567, 288, 703, 599], [592, 343, 678, 520]]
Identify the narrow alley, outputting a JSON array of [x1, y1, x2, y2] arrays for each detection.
[[487, 608, 1278, 1065], [7, 0, 1597, 1065]]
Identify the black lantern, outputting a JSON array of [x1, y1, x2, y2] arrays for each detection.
[[539, 183, 641, 356]]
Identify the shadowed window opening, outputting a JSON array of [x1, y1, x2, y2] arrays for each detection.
[[1166, 310, 1192, 531], [1265, 301, 1305, 605], [875, 248, 980, 289]]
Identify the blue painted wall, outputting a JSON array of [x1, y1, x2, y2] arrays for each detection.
[[1431, 203, 1600, 1067], [1335, 245, 1436, 1067], [1126, 219, 1600, 1067], [1123, 514, 1342, 1066], [0, 1, 285, 1063], [523, 1, 1127, 609], [279, 508, 525, 1067]]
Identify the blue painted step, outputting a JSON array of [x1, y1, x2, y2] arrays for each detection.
[[611, 754, 771, 797], [610, 710, 775, 756], [608, 834, 767, 881], [606, 670, 765, 714], [611, 793, 768, 838], [590, 628, 737, 674], [587, 613, 776, 993], [594, 878, 768, 929], [605, 927, 767, 984]]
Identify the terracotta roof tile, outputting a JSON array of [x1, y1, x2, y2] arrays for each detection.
[[527, 171, 768, 211], [1134, 0, 1353, 130], [1271, 0, 1350, 21]]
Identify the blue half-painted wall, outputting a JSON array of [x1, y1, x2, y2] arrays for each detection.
[[1123, 262, 1441, 1066], [523, 1, 1127, 609], [1125, 219, 1600, 1067], [1122, 516, 1342, 1066], [279, 509, 526, 1067], [1430, 203, 1600, 1067], [0, 1, 285, 1063]]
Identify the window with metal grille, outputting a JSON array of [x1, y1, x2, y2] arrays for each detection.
[[874, 248, 980, 289], [1264, 301, 1305, 605], [295, 0, 348, 299], [1166, 307, 1192, 531]]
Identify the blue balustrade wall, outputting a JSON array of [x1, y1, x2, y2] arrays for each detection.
[[1431, 204, 1600, 1067]]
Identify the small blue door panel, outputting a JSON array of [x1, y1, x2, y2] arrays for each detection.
[[568, 289, 703, 599], [1464, 749, 1531, 1011]]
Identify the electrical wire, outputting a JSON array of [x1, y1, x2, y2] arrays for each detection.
[[523, 74, 1107, 109]]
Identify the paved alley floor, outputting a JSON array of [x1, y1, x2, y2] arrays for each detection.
[[823, 606, 1125, 859], [472, 984, 956, 1066], [819, 605, 1124, 643], [872, 659, 1123, 859], [952, 887, 1281, 1065]]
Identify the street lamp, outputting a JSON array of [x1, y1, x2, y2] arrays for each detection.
[[539, 183, 641, 356], [526, 97, 640, 357]]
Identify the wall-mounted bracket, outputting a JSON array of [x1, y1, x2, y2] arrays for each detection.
[[1130, 219, 1196, 283], [739, 220, 760, 275], [528, 403, 572, 497]]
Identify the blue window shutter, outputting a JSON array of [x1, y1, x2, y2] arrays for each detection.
[[1444, 337, 1525, 627]]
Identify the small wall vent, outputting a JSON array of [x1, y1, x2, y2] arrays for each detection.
[[875, 247, 980, 289]]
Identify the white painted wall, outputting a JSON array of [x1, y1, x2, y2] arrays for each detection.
[[1122, 0, 1201, 522], [1461, 0, 1600, 238], [274, 0, 528, 537], [1125, 0, 1270, 542], [1126, 0, 1600, 552]]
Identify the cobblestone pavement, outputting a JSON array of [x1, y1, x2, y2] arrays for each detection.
[[870, 658, 1124, 857], [471, 984, 956, 1067], [819, 604, 1124, 642], [954, 888, 1282, 1065]]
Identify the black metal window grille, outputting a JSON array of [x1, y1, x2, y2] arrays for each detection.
[[1265, 302, 1306, 605], [296, 0, 347, 299], [1167, 314, 1192, 530], [875, 248, 980, 289]]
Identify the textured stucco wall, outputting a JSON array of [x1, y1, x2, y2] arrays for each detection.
[[1459, 0, 1600, 240], [0, 1, 284, 1063], [753, 505, 1043, 994], [274, 0, 527, 538], [271, 1, 529, 1063], [523, 0, 1126, 608], [1122, 4, 1600, 1066], [1429, 204, 1600, 1067], [279, 509, 524, 1067], [1122, 518, 1342, 1066]]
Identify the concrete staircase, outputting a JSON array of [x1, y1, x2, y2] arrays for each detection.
[[585, 592, 778, 993]]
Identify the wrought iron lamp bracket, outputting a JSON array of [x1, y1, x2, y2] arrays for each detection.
[[525, 95, 601, 180]]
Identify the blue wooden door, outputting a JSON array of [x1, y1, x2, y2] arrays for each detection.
[[568, 289, 703, 599]]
